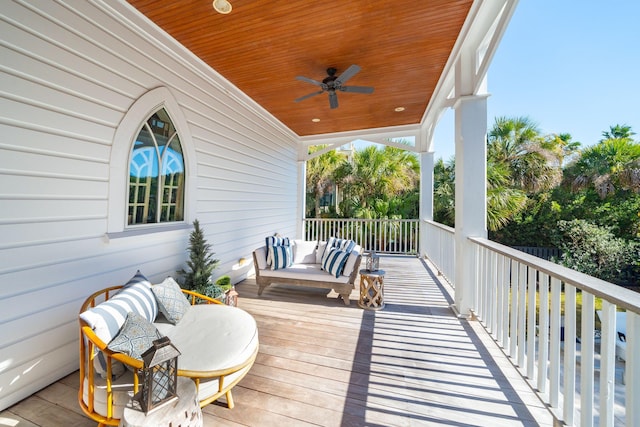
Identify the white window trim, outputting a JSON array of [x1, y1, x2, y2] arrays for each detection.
[[107, 87, 197, 238]]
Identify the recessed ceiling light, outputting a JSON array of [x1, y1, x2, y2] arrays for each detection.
[[394, 107, 405, 112], [212, 0, 232, 14], [312, 118, 320, 122]]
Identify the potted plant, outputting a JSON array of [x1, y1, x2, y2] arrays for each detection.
[[178, 219, 222, 300]]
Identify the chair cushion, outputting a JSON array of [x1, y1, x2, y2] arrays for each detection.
[[155, 304, 258, 373]]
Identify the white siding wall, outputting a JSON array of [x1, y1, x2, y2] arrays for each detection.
[[0, 0, 299, 409]]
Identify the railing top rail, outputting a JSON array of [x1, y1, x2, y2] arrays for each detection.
[[424, 219, 455, 233], [305, 218, 418, 223], [469, 236, 640, 314]]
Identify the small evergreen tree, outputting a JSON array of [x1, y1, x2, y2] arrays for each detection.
[[178, 219, 220, 294]]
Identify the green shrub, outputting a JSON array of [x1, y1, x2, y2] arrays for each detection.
[[551, 219, 639, 286], [215, 275, 232, 291]]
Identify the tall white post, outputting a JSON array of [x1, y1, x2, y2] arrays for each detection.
[[419, 151, 434, 258], [297, 160, 306, 240], [453, 94, 488, 317]]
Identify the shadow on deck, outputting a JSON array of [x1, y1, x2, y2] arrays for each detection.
[[208, 255, 553, 426], [0, 256, 554, 426]]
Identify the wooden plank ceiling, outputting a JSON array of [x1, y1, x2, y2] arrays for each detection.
[[127, 0, 473, 137]]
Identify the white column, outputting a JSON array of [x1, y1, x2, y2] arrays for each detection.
[[296, 160, 306, 240], [453, 94, 488, 317], [419, 151, 434, 257]]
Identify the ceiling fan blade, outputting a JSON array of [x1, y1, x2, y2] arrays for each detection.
[[335, 64, 361, 85], [296, 75, 324, 86], [341, 85, 374, 94], [328, 91, 338, 109], [295, 90, 324, 103]]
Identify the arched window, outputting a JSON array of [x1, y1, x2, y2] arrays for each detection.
[[128, 108, 185, 225]]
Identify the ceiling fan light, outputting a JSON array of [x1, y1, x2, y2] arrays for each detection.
[[213, 0, 232, 14]]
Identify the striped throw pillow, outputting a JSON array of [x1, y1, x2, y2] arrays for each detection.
[[123, 269, 152, 288], [79, 282, 158, 344], [318, 236, 336, 262], [269, 244, 293, 270], [335, 238, 356, 253], [322, 247, 350, 278], [265, 235, 291, 267]]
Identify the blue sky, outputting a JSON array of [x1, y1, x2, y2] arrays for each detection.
[[432, 1, 640, 161]]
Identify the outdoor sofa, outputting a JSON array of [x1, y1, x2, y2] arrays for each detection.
[[253, 237, 362, 305]]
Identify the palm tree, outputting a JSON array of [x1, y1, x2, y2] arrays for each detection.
[[337, 145, 419, 218], [600, 124, 635, 142], [542, 132, 581, 167], [488, 116, 562, 193], [486, 159, 528, 231], [306, 146, 346, 217], [433, 157, 455, 227], [566, 127, 640, 198]]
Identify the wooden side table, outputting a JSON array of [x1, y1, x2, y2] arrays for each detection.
[[358, 269, 386, 310], [119, 377, 203, 427]]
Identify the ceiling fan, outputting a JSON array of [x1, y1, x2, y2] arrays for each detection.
[[294, 65, 374, 109]]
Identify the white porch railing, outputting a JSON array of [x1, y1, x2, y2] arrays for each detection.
[[303, 218, 420, 255], [424, 220, 456, 285], [305, 218, 639, 425], [469, 237, 640, 427], [422, 220, 639, 425]]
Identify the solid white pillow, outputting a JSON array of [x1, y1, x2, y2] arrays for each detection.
[[342, 250, 360, 277], [315, 241, 328, 264], [293, 240, 318, 264]]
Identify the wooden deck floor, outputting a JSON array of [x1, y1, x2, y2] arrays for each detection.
[[1, 256, 554, 426]]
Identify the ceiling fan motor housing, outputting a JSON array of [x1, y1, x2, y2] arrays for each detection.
[[294, 64, 373, 109]]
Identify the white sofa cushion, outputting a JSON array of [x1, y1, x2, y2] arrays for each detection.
[[254, 246, 268, 270], [259, 263, 351, 284], [83, 369, 135, 419]]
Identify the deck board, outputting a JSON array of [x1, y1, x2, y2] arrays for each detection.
[[0, 256, 553, 426]]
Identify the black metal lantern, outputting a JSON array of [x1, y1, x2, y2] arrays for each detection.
[[139, 336, 181, 413], [366, 250, 380, 272]]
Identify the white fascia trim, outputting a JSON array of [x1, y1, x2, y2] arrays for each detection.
[[420, 0, 519, 126]]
